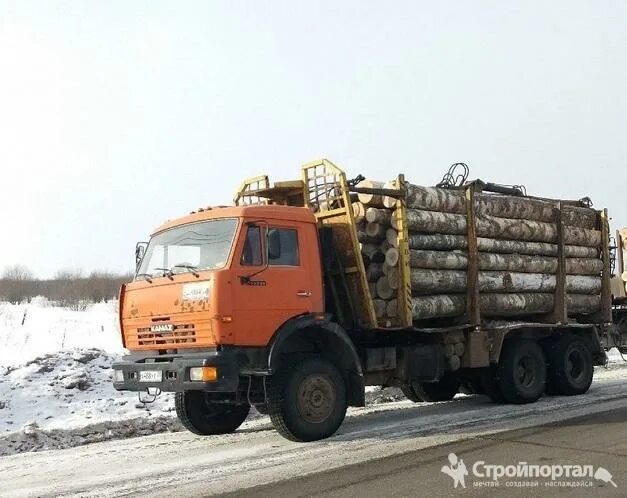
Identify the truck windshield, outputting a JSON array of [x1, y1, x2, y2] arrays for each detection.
[[137, 218, 238, 278]]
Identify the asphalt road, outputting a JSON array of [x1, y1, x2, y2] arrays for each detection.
[[1, 365, 626, 498], [226, 407, 627, 498]]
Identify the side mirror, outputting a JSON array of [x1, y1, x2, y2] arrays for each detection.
[[267, 229, 281, 261], [135, 242, 148, 270]]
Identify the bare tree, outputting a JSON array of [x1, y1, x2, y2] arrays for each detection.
[[0, 265, 36, 304]]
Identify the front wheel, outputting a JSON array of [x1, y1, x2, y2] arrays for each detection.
[[268, 357, 347, 442], [175, 391, 249, 435]]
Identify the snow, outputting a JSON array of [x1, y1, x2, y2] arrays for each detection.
[[0, 299, 123, 367], [0, 300, 182, 454]]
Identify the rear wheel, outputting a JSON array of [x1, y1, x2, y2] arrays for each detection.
[[546, 336, 593, 395], [175, 391, 249, 435], [268, 357, 347, 442], [497, 339, 546, 404], [401, 383, 423, 402], [404, 375, 460, 402]]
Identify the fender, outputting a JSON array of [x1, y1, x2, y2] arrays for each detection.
[[266, 313, 365, 406], [267, 313, 363, 375]]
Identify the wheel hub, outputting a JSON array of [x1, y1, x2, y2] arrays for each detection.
[[297, 374, 336, 424], [516, 356, 536, 388], [566, 351, 584, 381]]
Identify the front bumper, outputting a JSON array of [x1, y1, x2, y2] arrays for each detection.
[[112, 350, 240, 392]]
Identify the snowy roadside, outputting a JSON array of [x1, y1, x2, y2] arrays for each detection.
[[0, 300, 182, 455], [0, 345, 407, 456]]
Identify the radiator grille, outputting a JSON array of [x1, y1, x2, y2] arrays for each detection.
[[136, 324, 196, 346]]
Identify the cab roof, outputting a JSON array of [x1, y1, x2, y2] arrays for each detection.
[[153, 204, 317, 234]]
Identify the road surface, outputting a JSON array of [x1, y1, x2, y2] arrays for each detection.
[[0, 364, 625, 497], [228, 407, 627, 497]]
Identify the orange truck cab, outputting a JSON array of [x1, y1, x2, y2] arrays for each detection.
[[113, 201, 367, 441]]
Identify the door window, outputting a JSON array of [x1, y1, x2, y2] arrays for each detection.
[[268, 228, 299, 266], [241, 226, 262, 266]]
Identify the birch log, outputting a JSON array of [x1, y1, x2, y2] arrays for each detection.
[[404, 233, 598, 258], [357, 180, 385, 207], [376, 276, 394, 300], [382, 180, 400, 208], [411, 293, 601, 319], [409, 269, 601, 294], [366, 207, 392, 224], [403, 183, 598, 229], [366, 263, 384, 282], [408, 250, 603, 275], [365, 222, 387, 239], [386, 299, 398, 318], [387, 266, 400, 290], [395, 209, 601, 247], [352, 202, 366, 223], [372, 299, 387, 319], [386, 228, 399, 247], [361, 244, 385, 263]]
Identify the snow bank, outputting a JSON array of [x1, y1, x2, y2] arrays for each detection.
[[0, 300, 183, 455], [0, 299, 123, 367]]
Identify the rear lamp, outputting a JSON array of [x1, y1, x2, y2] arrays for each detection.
[[190, 366, 218, 382], [113, 369, 124, 382]]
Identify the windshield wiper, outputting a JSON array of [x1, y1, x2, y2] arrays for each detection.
[[172, 264, 200, 277], [136, 273, 153, 283], [154, 268, 174, 280]]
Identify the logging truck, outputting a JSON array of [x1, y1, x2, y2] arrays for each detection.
[[113, 159, 620, 442]]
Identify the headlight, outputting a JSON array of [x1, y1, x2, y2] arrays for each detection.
[[189, 366, 218, 382], [113, 369, 124, 382]]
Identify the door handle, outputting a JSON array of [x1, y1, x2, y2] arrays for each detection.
[[296, 290, 312, 297]]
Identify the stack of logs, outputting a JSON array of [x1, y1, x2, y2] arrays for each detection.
[[356, 179, 604, 323], [354, 181, 401, 325]]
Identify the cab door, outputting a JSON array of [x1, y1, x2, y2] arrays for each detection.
[[231, 220, 322, 346]]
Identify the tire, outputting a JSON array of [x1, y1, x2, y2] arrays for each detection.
[[407, 375, 460, 402], [546, 335, 594, 396], [253, 403, 269, 415], [460, 376, 485, 395], [401, 384, 423, 402], [175, 391, 249, 435], [481, 367, 507, 403], [497, 339, 546, 404], [267, 357, 347, 442]]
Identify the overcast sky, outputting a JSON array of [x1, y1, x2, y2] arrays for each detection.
[[1, 1, 626, 278]]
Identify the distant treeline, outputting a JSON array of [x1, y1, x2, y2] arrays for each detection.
[[0, 265, 133, 310]]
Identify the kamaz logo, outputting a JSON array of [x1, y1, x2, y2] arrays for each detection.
[[150, 324, 174, 333]]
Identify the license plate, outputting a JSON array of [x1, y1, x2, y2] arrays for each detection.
[[139, 370, 162, 382]]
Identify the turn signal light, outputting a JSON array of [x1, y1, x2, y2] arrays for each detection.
[[190, 366, 218, 382]]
